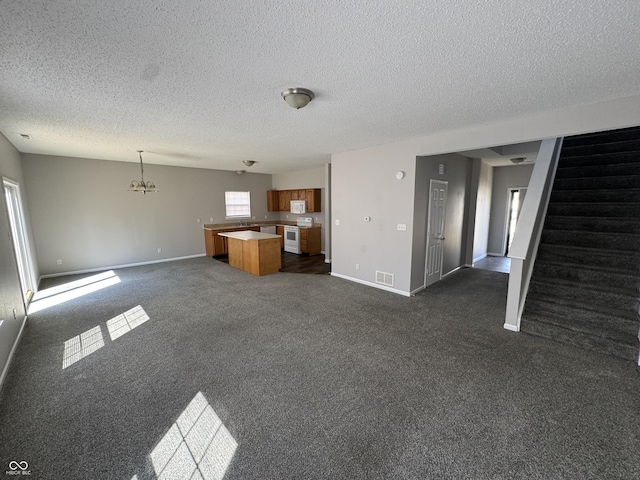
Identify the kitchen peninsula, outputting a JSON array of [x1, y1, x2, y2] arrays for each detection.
[[218, 231, 282, 276]]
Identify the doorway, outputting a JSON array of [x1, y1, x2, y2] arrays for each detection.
[[3, 178, 36, 304], [504, 187, 527, 255], [425, 180, 448, 287]]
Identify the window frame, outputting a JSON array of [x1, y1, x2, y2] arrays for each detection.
[[224, 191, 251, 219]]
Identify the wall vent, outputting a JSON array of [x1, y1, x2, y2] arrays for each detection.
[[375, 271, 394, 287]]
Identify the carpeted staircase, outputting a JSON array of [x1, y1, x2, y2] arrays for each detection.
[[521, 126, 640, 362]]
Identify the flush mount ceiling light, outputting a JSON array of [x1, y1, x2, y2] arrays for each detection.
[[242, 160, 256, 167], [281, 87, 314, 109], [510, 157, 526, 164], [128, 150, 158, 194]]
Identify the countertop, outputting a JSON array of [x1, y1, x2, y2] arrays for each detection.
[[218, 231, 282, 241], [204, 221, 321, 230]]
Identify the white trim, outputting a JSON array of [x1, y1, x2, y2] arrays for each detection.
[[0, 315, 27, 390], [503, 322, 520, 332], [442, 266, 462, 278], [39, 254, 206, 279], [330, 272, 411, 297], [473, 253, 487, 263], [410, 285, 426, 296]]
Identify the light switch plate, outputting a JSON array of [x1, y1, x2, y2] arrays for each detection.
[[397, 224, 407, 231]]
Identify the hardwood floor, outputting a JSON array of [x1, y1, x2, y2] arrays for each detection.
[[216, 251, 331, 274]]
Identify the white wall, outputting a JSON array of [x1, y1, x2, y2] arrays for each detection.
[[473, 162, 493, 262], [22, 154, 275, 276], [487, 164, 535, 256], [331, 94, 640, 295], [0, 134, 34, 386]]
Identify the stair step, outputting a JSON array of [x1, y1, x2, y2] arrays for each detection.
[[555, 162, 640, 179], [550, 189, 640, 204], [557, 150, 640, 168], [560, 139, 640, 158], [553, 175, 640, 191], [562, 126, 640, 148], [544, 215, 640, 234], [546, 202, 640, 217], [540, 229, 640, 252], [532, 260, 639, 291], [524, 296, 639, 338], [536, 243, 640, 273], [528, 277, 640, 316], [520, 315, 639, 361]]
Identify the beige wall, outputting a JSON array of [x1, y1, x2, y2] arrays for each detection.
[[22, 154, 275, 275]]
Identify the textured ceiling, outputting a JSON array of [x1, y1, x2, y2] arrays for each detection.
[[1, 1, 639, 173]]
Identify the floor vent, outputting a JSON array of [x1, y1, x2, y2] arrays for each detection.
[[375, 271, 394, 287]]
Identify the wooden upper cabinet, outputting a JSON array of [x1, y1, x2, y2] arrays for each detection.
[[305, 189, 321, 212], [278, 190, 291, 211], [267, 190, 279, 211], [267, 188, 321, 212]]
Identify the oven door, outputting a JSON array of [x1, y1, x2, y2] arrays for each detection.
[[284, 227, 300, 254]]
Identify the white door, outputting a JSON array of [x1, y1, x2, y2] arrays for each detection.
[[425, 180, 448, 287], [4, 178, 36, 303]]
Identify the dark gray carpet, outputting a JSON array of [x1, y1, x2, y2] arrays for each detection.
[[0, 257, 639, 479]]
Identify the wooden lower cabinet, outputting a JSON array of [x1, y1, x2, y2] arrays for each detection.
[[204, 227, 260, 257], [300, 226, 321, 255], [276, 225, 285, 249]]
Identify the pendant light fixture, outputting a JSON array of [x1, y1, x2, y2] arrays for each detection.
[[128, 150, 158, 194]]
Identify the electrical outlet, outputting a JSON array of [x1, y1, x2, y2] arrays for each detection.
[[197, 218, 201, 223], [397, 224, 407, 231], [355, 263, 359, 270], [157, 248, 162, 253], [13, 308, 17, 319], [210, 217, 214, 222], [56, 259, 62, 265], [335, 219, 340, 226]]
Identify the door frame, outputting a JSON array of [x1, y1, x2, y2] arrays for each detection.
[[3, 177, 36, 304], [424, 179, 448, 287], [502, 187, 527, 256]]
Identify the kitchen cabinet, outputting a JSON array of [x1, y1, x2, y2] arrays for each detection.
[[218, 231, 282, 276], [266, 190, 279, 211], [266, 188, 322, 212], [276, 225, 285, 249], [300, 226, 321, 255], [305, 189, 321, 212], [278, 190, 291, 211], [204, 226, 260, 257]]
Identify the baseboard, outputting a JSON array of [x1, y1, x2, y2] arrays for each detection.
[[330, 272, 411, 297], [442, 266, 462, 278], [0, 315, 27, 391], [473, 253, 487, 263], [40, 254, 207, 279], [487, 252, 504, 257]]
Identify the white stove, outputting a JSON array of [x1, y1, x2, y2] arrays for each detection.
[[284, 217, 313, 254]]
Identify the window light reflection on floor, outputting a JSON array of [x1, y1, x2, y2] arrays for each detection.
[[150, 392, 238, 480], [107, 305, 150, 341], [62, 326, 105, 369], [29, 270, 121, 314]]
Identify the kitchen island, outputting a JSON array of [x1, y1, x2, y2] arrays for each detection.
[[218, 231, 282, 276]]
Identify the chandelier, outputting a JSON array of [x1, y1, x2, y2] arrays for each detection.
[[128, 150, 158, 194]]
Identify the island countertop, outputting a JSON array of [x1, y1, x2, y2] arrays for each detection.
[[218, 231, 281, 241]]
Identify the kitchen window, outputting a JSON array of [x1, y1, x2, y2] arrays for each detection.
[[225, 191, 251, 218]]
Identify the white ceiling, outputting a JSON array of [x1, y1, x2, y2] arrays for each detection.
[[1, 1, 639, 174]]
